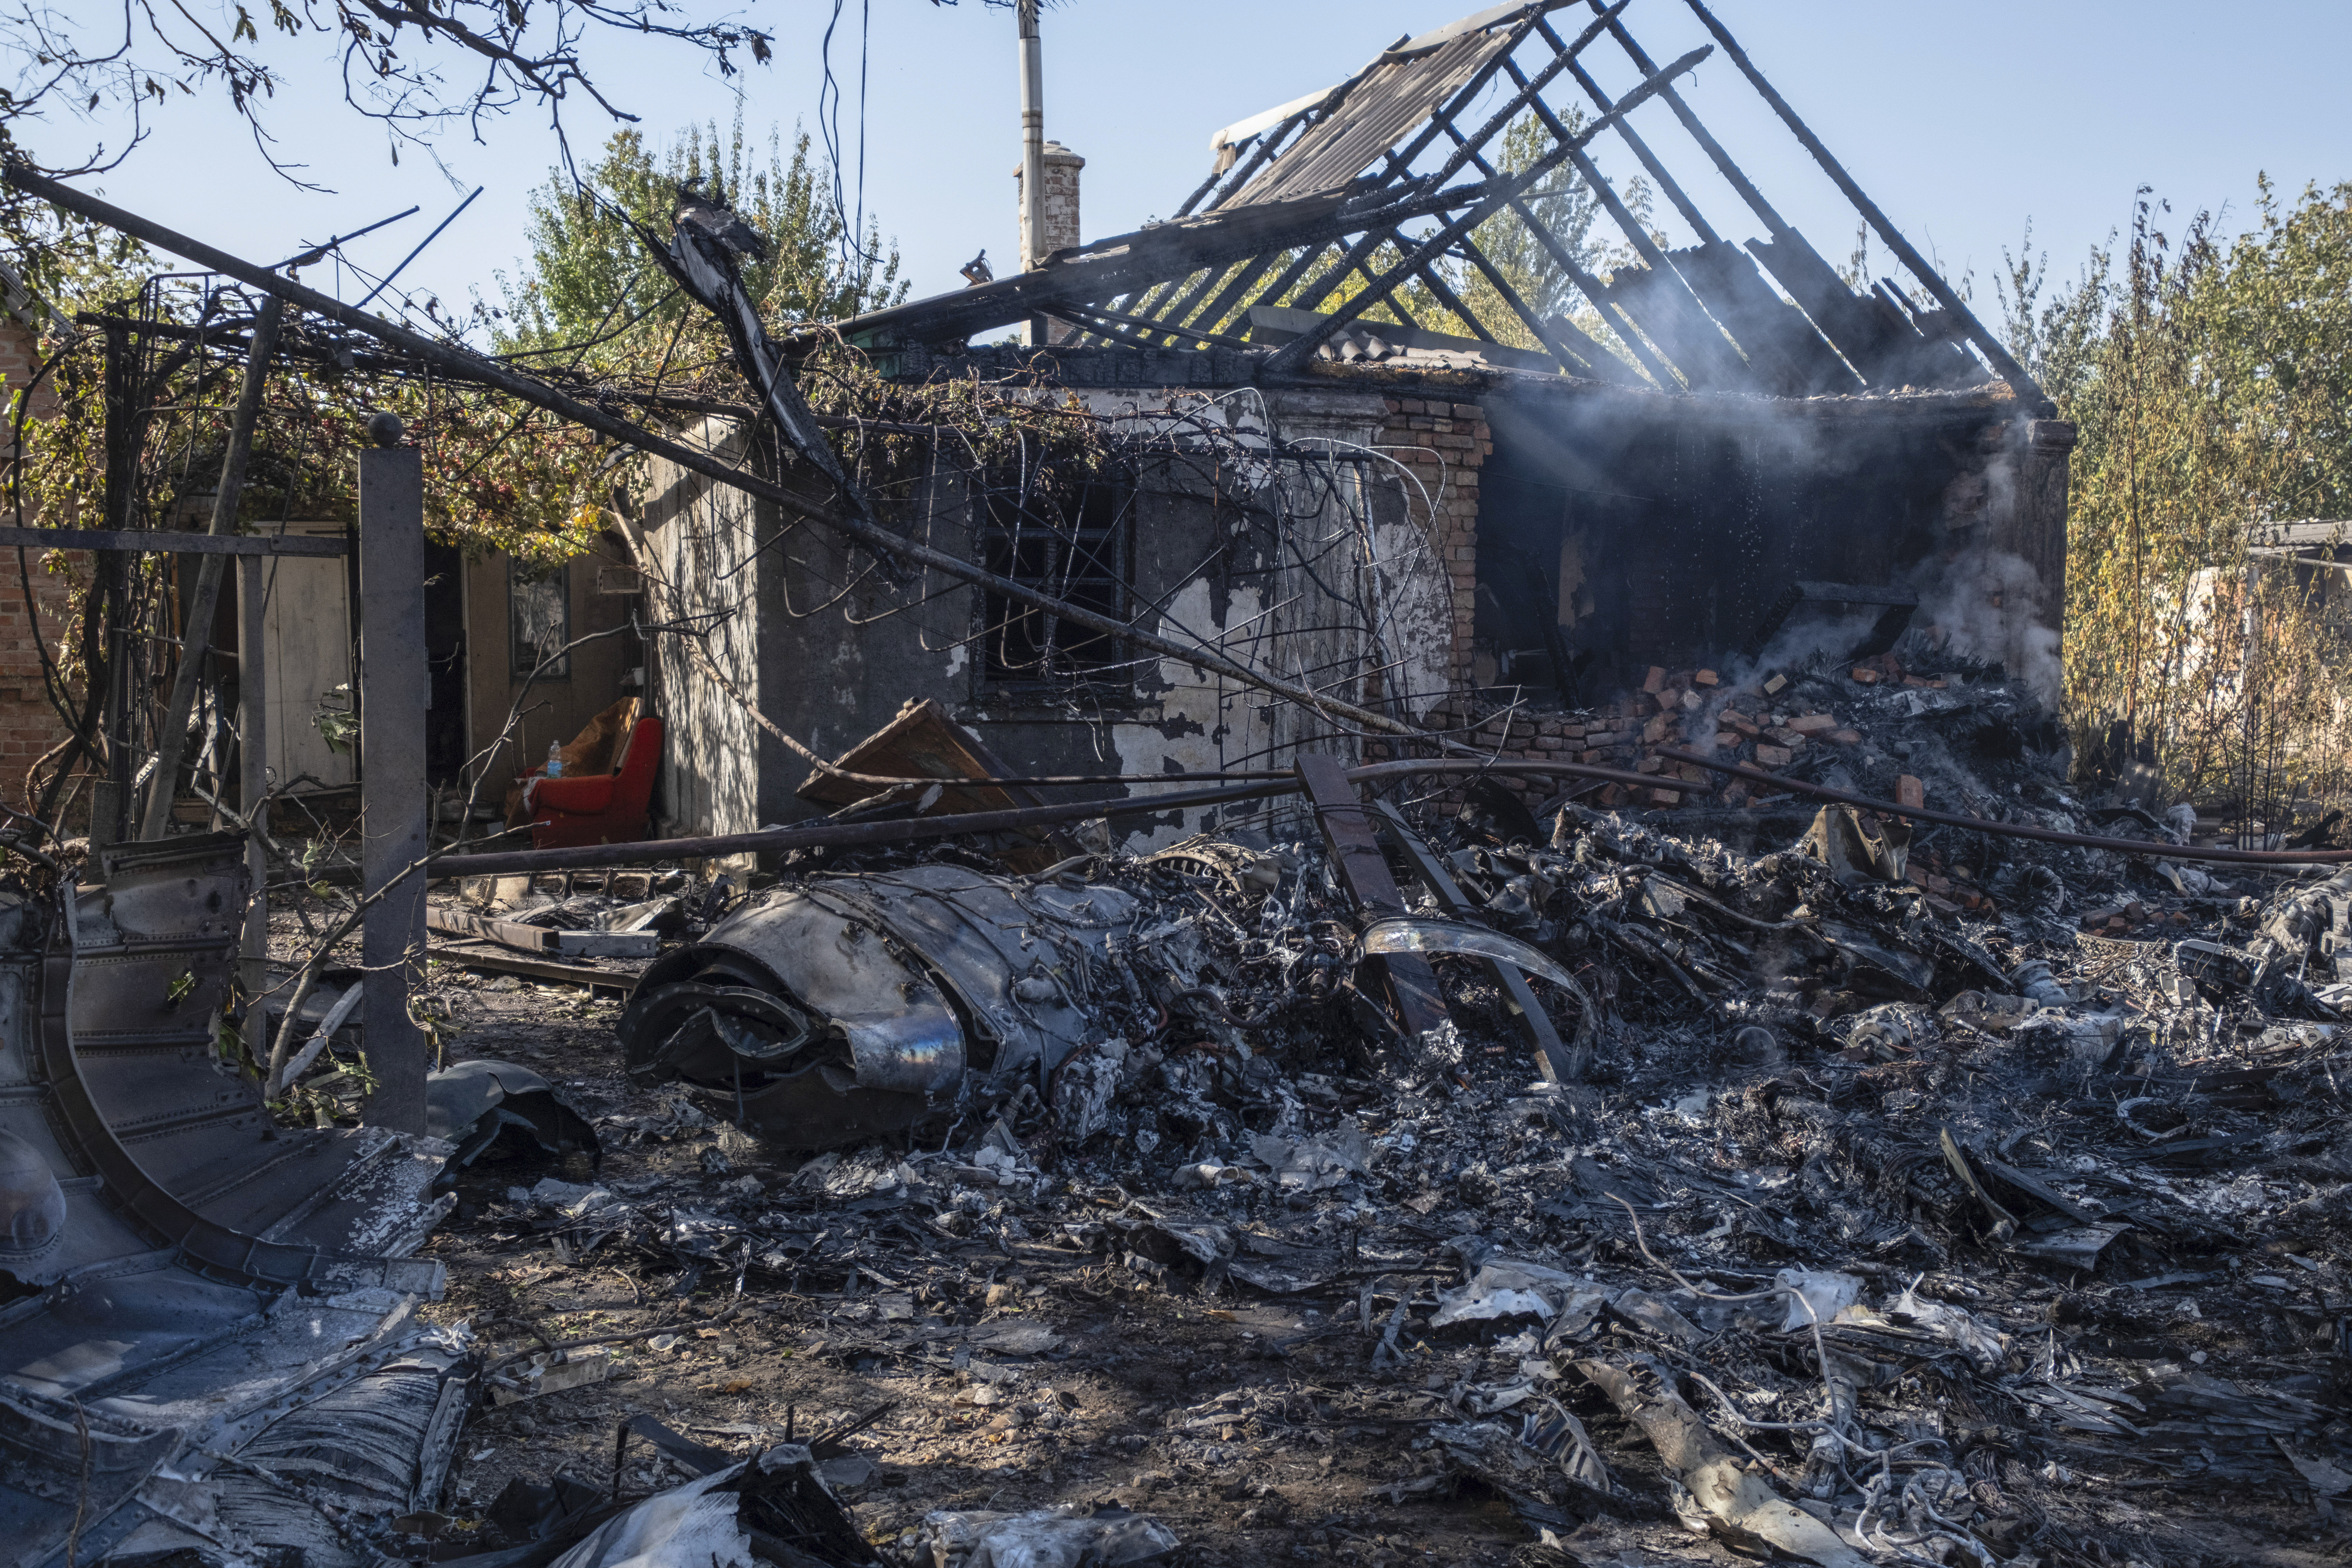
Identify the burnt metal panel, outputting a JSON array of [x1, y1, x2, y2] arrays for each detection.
[[0, 833, 464, 1566], [623, 865, 1144, 1148]]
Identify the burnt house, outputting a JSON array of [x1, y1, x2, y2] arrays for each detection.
[[632, 0, 2075, 846]]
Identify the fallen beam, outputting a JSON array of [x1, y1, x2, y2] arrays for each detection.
[[429, 939, 637, 994], [426, 905, 658, 960], [1371, 797, 1577, 1080], [1296, 754, 1448, 1039]]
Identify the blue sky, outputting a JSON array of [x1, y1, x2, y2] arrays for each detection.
[[37, 0, 2352, 341]]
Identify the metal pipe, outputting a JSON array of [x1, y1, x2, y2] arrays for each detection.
[[1654, 747, 2352, 866], [237, 554, 269, 1003], [426, 778, 1302, 879], [139, 296, 283, 842], [1018, 0, 1046, 270]]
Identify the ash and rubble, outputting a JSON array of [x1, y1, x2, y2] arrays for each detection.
[[21, 664, 2352, 1567], [337, 660, 2352, 1568]]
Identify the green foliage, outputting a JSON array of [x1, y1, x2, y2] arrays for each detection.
[[0, 196, 155, 317], [2036, 179, 2352, 821], [492, 119, 908, 365], [1996, 219, 2109, 412]]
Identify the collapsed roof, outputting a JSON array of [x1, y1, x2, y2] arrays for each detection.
[[834, 0, 2042, 407]]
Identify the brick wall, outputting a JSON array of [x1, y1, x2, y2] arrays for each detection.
[[0, 316, 85, 811], [1374, 394, 1488, 689], [1363, 390, 1762, 816]]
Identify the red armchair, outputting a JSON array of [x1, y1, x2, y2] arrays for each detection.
[[521, 714, 665, 849]]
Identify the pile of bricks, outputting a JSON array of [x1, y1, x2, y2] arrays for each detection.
[[1406, 662, 1930, 816]]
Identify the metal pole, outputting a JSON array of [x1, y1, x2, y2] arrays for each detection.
[[1017, 0, 1046, 271], [140, 297, 283, 842], [237, 553, 269, 1004], [358, 429, 429, 1132]]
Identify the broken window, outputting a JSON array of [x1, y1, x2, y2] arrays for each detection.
[[509, 557, 570, 679], [975, 462, 1132, 693]]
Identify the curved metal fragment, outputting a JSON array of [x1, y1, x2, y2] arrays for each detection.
[[0, 832, 467, 1566], [1358, 915, 1587, 993]]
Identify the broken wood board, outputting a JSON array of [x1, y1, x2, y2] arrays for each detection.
[[429, 939, 636, 996], [794, 696, 1079, 873]]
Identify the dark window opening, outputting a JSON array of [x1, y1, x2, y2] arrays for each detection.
[[977, 464, 1132, 693]]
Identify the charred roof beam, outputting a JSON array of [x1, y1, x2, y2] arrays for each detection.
[[1676, 0, 2044, 406], [1411, 122, 1667, 387], [1261, 45, 1714, 379]]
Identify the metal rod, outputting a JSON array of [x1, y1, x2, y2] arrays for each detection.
[[1017, 0, 1047, 270], [353, 186, 482, 312], [272, 205, 418, 270], [237, 554, 268, 1003], [427, 779, 1302, 878], [0, 525, 346, 557], [139, 296, 284, 842], [1677, 0, 2046, 408]]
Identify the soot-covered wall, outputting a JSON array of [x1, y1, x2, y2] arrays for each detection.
[[1468, 381, 2067, 706]]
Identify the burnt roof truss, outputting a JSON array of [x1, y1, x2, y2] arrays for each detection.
[[835, 0, 2042, 406]]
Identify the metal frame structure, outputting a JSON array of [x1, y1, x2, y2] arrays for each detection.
[[832, 0, 2044, 408]]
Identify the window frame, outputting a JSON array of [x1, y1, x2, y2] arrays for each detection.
[[970, 460, 1136, 702], [508, 557, 572, 681]]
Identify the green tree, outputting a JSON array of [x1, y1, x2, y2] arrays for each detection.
[[1995, 218, 2110, 411], [492, 119, 908, 366], [2054, 179, 2352, 821]]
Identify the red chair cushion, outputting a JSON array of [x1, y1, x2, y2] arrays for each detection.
[[527, 716, 663, 849]]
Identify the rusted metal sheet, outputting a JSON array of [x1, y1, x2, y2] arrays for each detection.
[[795, 698, 1080, 872]]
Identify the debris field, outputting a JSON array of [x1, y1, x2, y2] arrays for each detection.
[[276, 653, 2352, 1568]]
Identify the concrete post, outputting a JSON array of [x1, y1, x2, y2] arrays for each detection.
[[358, 434, 429, 1132]]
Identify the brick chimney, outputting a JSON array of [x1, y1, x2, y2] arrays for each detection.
[[1016, 140, 1085, 268], [1015, 141, 1084, 342]]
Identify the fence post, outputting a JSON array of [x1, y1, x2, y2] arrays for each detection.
[[358, 421, 429, 1132]]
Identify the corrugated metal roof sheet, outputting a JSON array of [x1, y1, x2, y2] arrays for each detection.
[[1218, 28, 1516, 210]]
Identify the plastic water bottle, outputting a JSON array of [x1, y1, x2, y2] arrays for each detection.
[[545, 740, 564, 779]]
